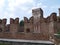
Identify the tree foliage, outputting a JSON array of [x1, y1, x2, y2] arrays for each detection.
[[57, 32, 60, 34], [20, 20, 24, 26]]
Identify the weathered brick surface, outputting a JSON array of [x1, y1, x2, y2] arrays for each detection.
[[10, 18, 14, 24], [0, 8, 60, 45], [0, 32, 49, 40], [15, 18, 19, 24]]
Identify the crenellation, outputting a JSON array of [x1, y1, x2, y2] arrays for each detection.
[[10, 18, 14, 24], [0, 8, 60, 45], [10, 18, 20, 33], [2, 19, 7, 25], [50, 13, 57, 22], [29, 16, 33, 23], [15, 18, 19, 24], [24, 17, 28, 23]]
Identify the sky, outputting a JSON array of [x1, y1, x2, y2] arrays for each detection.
[[0, 0, 60, 24]]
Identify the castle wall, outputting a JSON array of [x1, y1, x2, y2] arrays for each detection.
[[0, 32, 49, 40], [10, 18, 20, 38], [0, 8, 60, 45], [0, 19, 7, 32], [49, 13, 57, 36], [10, 18, 19, 32], [24, 17, 34, 33], [40, 21, 49, 34], [57, 23, 60, 32]]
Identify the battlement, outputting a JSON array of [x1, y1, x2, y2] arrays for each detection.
[[49, 12, 57, 21], [10, 18, 19, 24], [0, 8, 60, 44], [0, 19, 7, 24], [24, 16, 33, 23]]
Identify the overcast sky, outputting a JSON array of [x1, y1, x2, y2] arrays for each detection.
[[0, 0, 60, 23]]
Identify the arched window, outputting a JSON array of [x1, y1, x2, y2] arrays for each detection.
[[26, 28, 30, 33]]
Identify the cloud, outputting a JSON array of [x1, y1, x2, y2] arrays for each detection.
[[0, 0, 59, 24], [6, 0, 34, 17], [0, 0, 47, 19], [15, 0, 33, 6], [32, 3, 47, 9], [0, 0, 4, 7]]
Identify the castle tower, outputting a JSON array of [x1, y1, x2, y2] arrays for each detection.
[[59, 8, 60, 16], [32, 8, 43, 33], [32, 8, 43, 24]]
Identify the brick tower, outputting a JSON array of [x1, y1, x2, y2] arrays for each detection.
[[32, 8, 43, 33]]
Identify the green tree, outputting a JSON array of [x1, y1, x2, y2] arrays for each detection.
[[20, 20, 24, 26], [57, 32, 60, 34]]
